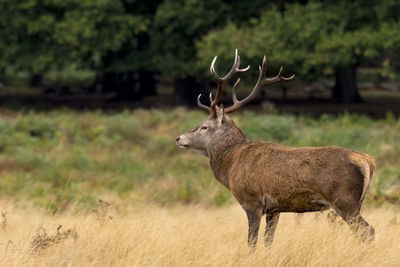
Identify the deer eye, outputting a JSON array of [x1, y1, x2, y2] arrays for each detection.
[[201, 126, 208, 130]]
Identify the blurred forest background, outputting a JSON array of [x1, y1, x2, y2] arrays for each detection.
[[0, 0, 400, 112], [0, 0, 400, 212]]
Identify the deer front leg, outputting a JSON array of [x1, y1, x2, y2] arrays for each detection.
[[244, 207, 262, 248], [264, 212, 280, 247]]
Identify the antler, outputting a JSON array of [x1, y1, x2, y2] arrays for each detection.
[[224, 55, 295, 113], [197, 49, 250, 113], [197, 50, 295, 114]]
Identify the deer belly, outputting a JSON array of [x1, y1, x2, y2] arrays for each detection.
[[274, 193, 330, 213]]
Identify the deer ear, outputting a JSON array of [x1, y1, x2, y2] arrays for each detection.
[[217, 104, 225, 125]]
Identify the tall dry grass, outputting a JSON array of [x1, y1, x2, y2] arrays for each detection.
[[1, 202, 399, 266]]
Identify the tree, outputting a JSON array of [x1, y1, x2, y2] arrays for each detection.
[[197, 0, 400, 103], [0, 0, 153, 99], [2, 0, 398, 104], [96, 0, 162, 99], [150, 0, 271, 105], [149, 0, 226, 104]]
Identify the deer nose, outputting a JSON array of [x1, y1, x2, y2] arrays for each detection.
[[176, 136, 180, 142]]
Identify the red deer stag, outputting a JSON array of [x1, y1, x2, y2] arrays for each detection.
[[176, 50, 375, 247]]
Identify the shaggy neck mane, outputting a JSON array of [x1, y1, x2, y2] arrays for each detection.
[[207, 120, 246, 189]]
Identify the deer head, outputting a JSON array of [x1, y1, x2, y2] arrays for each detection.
[[176, 49, 294, 157]]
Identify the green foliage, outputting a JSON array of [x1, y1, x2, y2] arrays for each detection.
[[150, 0, 228, 77], [197, 0, 400, 81], [2, 0, 399, 91], [240, 111, 296, 142], [43, 66, 96, 87], [0, 0, 150, 83], [0, 108, 399, 212], [150, 0, 270, 78], [0, 0, 276, 82]]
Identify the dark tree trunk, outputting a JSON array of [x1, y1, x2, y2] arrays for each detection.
[[100, 72, 140, 101], [30, 74, 43, 87], [138, 70, 156, 96], [332, 65, 362, 103], [100, 72, 117, 93], [114, 72, 139, 101], [281, 85, 288, 100], [173, 76, 206, 106], [99, 70, 156, 101]]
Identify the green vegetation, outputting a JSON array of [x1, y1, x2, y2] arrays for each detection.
[[0, 108, 399, 212], [197, 0, 400, 103], [1, 0, 399, 103]]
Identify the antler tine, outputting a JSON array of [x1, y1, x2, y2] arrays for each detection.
[[209, 49, 250, 109], [196, 92, 216, 112], [232, 78, 241, 104], [196, 92, 215, 112], [198, 51, 294, 114], [225, 55, 295, 113], [262, 63, 295, 86], [197, 94, 211, 112]]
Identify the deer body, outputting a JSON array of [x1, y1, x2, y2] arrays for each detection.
[[213, 141, 373, 211], [176, 50, 375, 247]]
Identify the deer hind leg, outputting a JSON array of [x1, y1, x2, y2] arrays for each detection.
[[264, 212, 280, 247], [244, 207, 262, 248], [347, 214, 375, 242], [331, 199, 375, 242]]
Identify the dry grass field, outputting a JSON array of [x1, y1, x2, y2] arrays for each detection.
[[1, 202, 399, 266], [0, 109, 399, 266]]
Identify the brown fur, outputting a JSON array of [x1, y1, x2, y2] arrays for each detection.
[[177, 107, 375, 247]]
